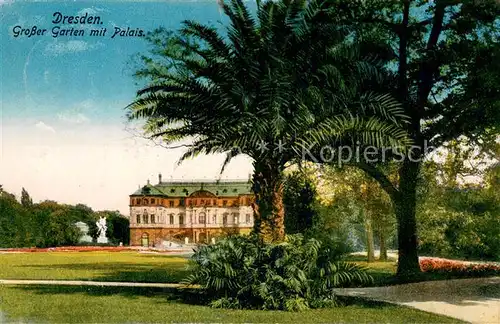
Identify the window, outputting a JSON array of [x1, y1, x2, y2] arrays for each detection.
[[136, 198, 141, 205], [199, 213, 206, 224], [233, 213, 239, 224], [170, 188, 175, 193], [169, 214, 174, 225], [200, 199, 204, 205], [233, 188, 237, 193], [222, 189, 227, 193], [222, 200, 227, 207], [179, 213, 185, 225], [169, 200, 174, 207], [151, 198, 155, 204], [144, 199, 149, 205], [223, 213, 228, 225], [213, 199, 217, 205], [246, 214, 251, 223], [143, 214, 149, 224], [151, 214, 156, 224], [180, 198, 185, 206], [212, 215, 216, 223], [136, 215, 141, 224]]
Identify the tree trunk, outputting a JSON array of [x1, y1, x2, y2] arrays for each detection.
[[251, 160, 286, 242], [379, 230, 387, 261], [394, 159, 421, 277], [364, 213, 375, 263]]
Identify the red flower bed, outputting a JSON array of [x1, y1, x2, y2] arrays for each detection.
[[0, 246, 132, 253], [420, 257, 500, 277]]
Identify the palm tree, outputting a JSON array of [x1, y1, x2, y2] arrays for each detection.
[[127, 0, 409, 242]]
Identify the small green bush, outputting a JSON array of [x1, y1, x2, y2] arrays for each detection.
[[182, 234, 372, 311]]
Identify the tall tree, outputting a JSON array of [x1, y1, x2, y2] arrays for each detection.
[[127, 0, 408, 242], [317, 165, 396, 262], [328, 0, 500, 276], [21, 187, 33, 208]]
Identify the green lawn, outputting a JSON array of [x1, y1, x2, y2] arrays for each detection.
[[0, 252, 469, 323], [0, 285, 463, 323], [2, 251, 490, 287], [0, 251, 189, 283]]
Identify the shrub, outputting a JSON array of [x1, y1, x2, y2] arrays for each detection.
[[182, 234, 372, 311], [420, 257, 500, 277]]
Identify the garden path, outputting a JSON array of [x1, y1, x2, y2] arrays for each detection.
[[334, 276, 500, 324]]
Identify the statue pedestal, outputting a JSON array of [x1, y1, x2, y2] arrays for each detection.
[[97, 236, 108, 244]]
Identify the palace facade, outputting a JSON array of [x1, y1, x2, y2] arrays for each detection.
[[129, 175, 254, 246]]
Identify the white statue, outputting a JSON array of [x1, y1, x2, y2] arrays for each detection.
[[96, 216, 107, 236], [96, 216, 108, 243]]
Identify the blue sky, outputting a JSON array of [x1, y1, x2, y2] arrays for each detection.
[[1, 1, 254, 214], [2, 0, 235, 122]]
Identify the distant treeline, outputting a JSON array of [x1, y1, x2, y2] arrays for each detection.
[[0, 186, 129, 248]]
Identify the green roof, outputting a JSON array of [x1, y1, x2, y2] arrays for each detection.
[[130, 180, 252, 197]]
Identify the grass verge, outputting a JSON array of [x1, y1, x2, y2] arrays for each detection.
[[0, 251, 189, 283], [0, 285, 464, 323]]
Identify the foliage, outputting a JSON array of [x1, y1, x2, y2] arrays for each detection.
[[417, 162, 500, 261], [0, 187, 129, 248], [327, 0, 500, 275], [283, 170, 317, 234], [20, 188, 33, 208], [314, 165, 396, 260], [182, 234, 372, 311], [0, 191, 35, 248], [308, 201, 356, 257], [420, 257, 500, 278]]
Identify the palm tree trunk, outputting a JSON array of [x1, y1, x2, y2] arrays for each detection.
[[251, 160, 286, 242]]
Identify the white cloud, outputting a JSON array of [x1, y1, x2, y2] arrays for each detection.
[[35, 121, 56, 133], [57, 112, 90, 124], [44, 40, 103, 56], [77, 6, 107, 16]]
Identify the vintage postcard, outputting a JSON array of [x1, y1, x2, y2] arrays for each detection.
[[1, 0, 499, 323]]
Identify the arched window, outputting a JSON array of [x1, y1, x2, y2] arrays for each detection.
[[169, 214, 174, 225], [136, 198, 141, 205], [136, 215, 141, 224], [143, 209, 148, 224], [151, 214, 156, 224], [143, 198, 149, 205], [199, 212, 206, 224]]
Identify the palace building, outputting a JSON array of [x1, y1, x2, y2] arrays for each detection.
[[129, 175, 254, 246]]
